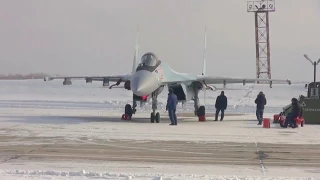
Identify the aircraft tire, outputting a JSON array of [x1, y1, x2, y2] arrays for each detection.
[[197, 106, 205, 116], [155, 112, 160, 123], [125, 104, 132, 114], [150, 112, 155, 123]]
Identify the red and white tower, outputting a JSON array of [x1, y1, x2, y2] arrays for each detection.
[[247, 0, 275, 82]]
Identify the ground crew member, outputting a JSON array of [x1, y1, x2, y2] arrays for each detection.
[[283, 98, 301, 128], [215, 91, 227, 121], [166, 89, 178, 125], [255, 91, 267, 125]]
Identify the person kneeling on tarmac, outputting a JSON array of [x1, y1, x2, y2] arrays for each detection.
[[283, 98, 301, 128]]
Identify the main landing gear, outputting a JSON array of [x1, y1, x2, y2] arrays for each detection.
[[193, 84, 206, 121], [121, 104, 133, 120], [121, 101, 137, 120]]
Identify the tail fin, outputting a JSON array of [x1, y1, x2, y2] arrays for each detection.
[[131, 25, 140, 74], [202, 26, 207, 105], [202, 25, 207, 76]]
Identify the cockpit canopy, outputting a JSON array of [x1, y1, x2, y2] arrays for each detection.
[[139, 52, 158, 67]]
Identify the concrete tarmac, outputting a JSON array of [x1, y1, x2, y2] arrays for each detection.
[[1, 135, 320, 168]]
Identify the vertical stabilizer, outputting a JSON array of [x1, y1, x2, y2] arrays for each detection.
[[131, 25, 140, 74], [202, 26, 207, 105], [202, 25, 207, 76]]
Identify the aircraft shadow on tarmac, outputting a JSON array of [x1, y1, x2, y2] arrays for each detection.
[[0, 111, 259, 125], [1, 114, 263, 126], [1, 115, 197, 125]]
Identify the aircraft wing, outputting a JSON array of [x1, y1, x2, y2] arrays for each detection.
[[44, 74, 133, 88], [197, 76, 291, 86], [162, 75, 291, 88], [44, 74, 132, 82], [204, 85, 247, 91]]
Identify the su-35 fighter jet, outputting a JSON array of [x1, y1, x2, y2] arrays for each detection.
[[44, 28, 291, 123]]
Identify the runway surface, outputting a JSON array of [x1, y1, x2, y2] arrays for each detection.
[[1, 101, 320, 179], [1, 132, 320, 168]]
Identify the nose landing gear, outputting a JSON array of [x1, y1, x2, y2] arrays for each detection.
[[150, 112, 160, 123], [121, 91, 161, 123], [150, 93, 160, 123]]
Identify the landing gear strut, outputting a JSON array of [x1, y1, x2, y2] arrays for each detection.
[[193, 83, 206, 121], [150, 93, 160, 123], [132, 100, 137, 114], [193, 83, 203, 116], [194, 90, 200, 116]]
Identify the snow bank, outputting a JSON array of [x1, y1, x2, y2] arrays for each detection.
[[1, 169, 319, 180]]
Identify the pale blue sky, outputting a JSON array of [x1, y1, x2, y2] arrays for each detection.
[[0, 0, 319, 81]]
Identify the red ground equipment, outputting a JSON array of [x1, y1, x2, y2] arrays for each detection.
[[274, 112, 305, 128]]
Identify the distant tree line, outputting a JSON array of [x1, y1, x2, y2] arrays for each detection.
[[0, 73, 53, 80]]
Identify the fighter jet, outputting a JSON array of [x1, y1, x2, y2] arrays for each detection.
[[44, 28, 291, 123]]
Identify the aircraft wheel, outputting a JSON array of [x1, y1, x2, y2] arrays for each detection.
[[197, 106, 205, 117], [150, 112, 155, 123], [155, 112, 160, 123], [125, 104, 132, 114]]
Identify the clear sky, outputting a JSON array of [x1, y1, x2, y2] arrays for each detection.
[[0, 0, 319, 82]]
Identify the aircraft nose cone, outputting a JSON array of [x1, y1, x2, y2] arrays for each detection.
[[132, 76, 149, 92], [131, 71, 158, 96]]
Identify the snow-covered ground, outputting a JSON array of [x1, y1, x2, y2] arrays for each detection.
[[0, 79, 306, 114], [0, 80, 319, 180]]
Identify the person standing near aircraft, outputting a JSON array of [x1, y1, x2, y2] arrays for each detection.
[[215, 91, 228, 121], [166, 89, 178, 125], [255, 91, 267, 125]]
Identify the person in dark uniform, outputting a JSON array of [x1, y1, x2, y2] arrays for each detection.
[[255, 91, 267, 125], [283, 98, 301, 128], [299, 104, 304, 118], [215, 91, 227, 121], [166, 89, 178, 125]]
